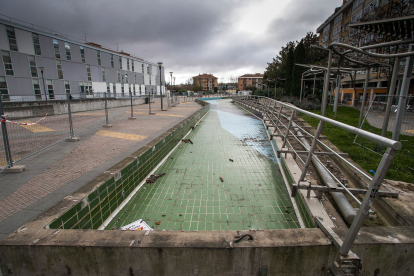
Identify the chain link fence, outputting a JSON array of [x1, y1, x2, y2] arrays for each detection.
[[0, 93, 151, 172]]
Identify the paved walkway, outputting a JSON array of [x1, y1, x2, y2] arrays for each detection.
[[0, 98, 200, 241], [106, 99, 299, 231]]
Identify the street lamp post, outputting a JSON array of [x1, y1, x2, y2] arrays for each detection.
[[39, 67, 47, 102], [170, 72, 173, 107], [173, 77, 176, 104], [157, 62, 165, 111]]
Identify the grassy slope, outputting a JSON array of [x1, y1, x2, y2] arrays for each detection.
[[301, 106, 414, 183]]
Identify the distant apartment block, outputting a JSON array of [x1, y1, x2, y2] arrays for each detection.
[[192, 74, 218, 91], [0, 18, 165, 101], [238, 73, 263, 90]]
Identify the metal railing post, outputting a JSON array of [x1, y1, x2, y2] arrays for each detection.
[[105, 92, 109, 125], [339, 148, 397, 256], [381, 57, 399, 137], [130, 94, 134, 118], [0, 96, 13, 168], [298, 121, 325, 182], [281, 110, 295, 148], [273, 106, 283, 136], [67, 93, 74, 138]]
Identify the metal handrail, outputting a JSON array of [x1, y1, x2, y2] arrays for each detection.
[[239, 95, 401, 150]]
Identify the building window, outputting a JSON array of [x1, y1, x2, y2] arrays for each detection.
[[142, 74, 144, 84], [65, 42, 71, 60], [364, 0, 379, 14], [332, 25, 342, 36], [47, 80, 55, 99], [102, 67, 106, 82], [119, 56, 122, 69], [351, 10, 363, 23], [345, 10, 350, 18], [32, 33, 41, 55], [133, 84, 136, 95], [64, 80, 70, 94], [2, 51, 14, 76], [6, 26, 18, 51], [129, 84, 132, 95], [147, 66, 149, 74], [107, 83, 110, 93], [132, 60, 134, 71], [323, 24, 330, 34], [80, 46, 85, 63], [111, 54, 114, 68], [125, 74, 128, 84], [117, 70, 120, 82], [28, 55, 38, 77], [334, 14, 342, 25], [121, 83, 124, 96], [86, 65, 91, 81], [0, 77, 9, 101], [139, 85, 141, 95], [97, 51, 101, 66], [53, 39, 60, 59], [32, 79, 41, 100], [56, 60, 63, 79], [352, 0, 364, 11], [127, 59, 130, 70], [142, 63, 144, 73], [113, 83, 116, 93], [382, 0, 390, 6], [135, 73, 137, 83]]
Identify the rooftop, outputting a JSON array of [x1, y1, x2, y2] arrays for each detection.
[[239, 73, 264, 78]]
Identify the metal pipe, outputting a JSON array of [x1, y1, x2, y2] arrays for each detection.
[[393, 44, 414, 141], [130, 94, 134, 118], [322, 49, 333, 118], [236, 96, 402, 150], [294, 123, 357, 224], [340, 148, 397, 256], [333, 74, 341, 119], [0, 95, 13, 168], [104, 92, 109, 125], [381, 57, 399, 137], [358, 68, 370, 128]]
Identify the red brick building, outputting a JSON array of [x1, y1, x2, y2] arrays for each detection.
[[192, 74, 218, 91], [238, 73, 263, 90]]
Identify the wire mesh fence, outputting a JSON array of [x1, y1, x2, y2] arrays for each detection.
[[0, 93, 151, 170]]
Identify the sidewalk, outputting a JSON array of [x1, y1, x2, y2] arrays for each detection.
[[0, 98, 201, 241]]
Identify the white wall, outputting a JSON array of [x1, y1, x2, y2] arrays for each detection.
[[135, 84, 140, 94], [134, 62, 142, 73], [151, 75, 156, 86], [141, 85, 145, 94], [122, 57, 128, 71], [15, 29, 35, 55], [152, 65, 158, 75], [92, 82, 107, 93], [0, 24, 9, 51], [144, 74, 150, 85], [115, 83, 122, 94]]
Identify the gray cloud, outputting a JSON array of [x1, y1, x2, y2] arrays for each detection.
[[1, 0, 339, 82]]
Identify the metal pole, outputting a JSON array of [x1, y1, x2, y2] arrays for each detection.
[[313, 74, 316, 95], [130, 93, 133, 118], [382, 57, 399, 137], [299, 75, 304, 102], [393, 44, 414, 141], [0, 95, 13, 167], [299, 121, 325, 181], [104, 92, 109, 125], [159, 65, 164, 110], [334, 74, 341, 119], [149, 90, 152, 114], [281, 110, 295, 148], [41, 69, 47, 102], [67, 93, 74, 138], [321, 49, 333, 117], [339, 148, 397, 256], [358, 68, 370, 128], [274, 80, 277, 100]]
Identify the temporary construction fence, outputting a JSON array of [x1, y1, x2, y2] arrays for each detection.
[[0, 93, 151, 173]]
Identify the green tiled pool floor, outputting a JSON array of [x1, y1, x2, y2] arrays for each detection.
[[106, 100, 300, 231]]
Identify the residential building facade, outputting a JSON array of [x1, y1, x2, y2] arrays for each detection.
[[192, 74, 218, 91], [316, 0, 414, 105], [0, 18, 165, 101], [238, 73, 264, 90]]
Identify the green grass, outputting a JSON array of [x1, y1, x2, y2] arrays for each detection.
[[301, 106, 414, 183]]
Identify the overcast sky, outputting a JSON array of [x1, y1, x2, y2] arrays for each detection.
[[1, 0, 340, 84]]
